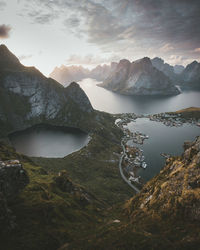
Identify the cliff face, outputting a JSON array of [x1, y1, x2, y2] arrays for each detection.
[[0, 45, 95, 137], [99, 57, 180, 95], [151, 57, 177, 81], [180, 61, 200, 88]]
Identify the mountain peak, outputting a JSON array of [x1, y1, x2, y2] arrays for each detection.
[[0, 44, 22, 70]]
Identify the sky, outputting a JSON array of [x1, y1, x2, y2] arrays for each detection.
[[0, 0, 200, 76]]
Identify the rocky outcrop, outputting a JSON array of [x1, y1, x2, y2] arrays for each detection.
[[54, 170, 96, 206], [180, 61, 200, 88], [99, 57, 180, 95], [0, 45, 95, 137], [0, 159, 29, 233], [151, 57, 177, 80]]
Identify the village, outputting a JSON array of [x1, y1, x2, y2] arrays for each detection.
[[116, 116, 149, 187], [148, 112, 200, 127], [115, 110, 200, 189]]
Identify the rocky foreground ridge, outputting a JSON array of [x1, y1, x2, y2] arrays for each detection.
[[0, 157, 29, 234], [99, 57, 180, 95], [67, 136, 200, 249]]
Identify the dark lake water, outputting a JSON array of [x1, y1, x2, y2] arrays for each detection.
[[9, 125, 89, 158], [127, 118, 200, 181], [79, 78, 200, 114]]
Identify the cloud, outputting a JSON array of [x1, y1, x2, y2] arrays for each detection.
[[0, 24, 11, 39], [66, 54, 120, 66], [17, 0, 200, 66], [22, 0, 200, 50], [18, 54, 32, 61], [0, 1, 6, 9], [27, 10, 57, 24], [159, 44, 174, 53], [194, 48, 200, 53]]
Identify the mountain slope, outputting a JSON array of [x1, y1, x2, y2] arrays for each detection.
[[151, 57, 177, 81], [67, 136, 200, 249], [0, 44, 97, 137], [180, 61, 200, 88], [99, 58, 180, 95]]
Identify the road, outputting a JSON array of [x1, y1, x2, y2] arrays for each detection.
[[119, 138, 140, 193]]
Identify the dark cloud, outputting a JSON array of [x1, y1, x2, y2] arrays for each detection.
[[0, 1, 6, 9], [0, 24, 11, 39], [19, 0, 200, 64]]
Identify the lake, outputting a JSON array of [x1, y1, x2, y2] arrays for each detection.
[[78, 78, 200, 114], [9, 124, 90, 158], [127, 118, 200, 181]]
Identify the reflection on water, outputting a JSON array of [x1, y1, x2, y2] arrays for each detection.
[[127, 118, 200, 182], [9, 125, 89, 158], [78, 78, 200, 114]]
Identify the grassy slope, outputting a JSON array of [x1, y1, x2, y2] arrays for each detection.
[[0, 143, 107, 250], [32, 116, 134, 205], [169, 106, 200, 119], [68, 137, 200, 250], [0, 113, 135, 250]]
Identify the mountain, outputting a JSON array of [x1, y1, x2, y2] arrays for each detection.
[[50, 62, 118, 86], [151, 57, 177, 81], [49, 65, 90, 85], [90, 62, 118, 81], [180, 61, 200, 88], [0, 44, 97, 137], [99, 57, 180, 95], [174, 64, 184, 74]]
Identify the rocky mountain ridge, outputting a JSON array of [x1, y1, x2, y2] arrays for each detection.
[[99, 57, 180, 95], [0, 44, 98, 138], [180, 60, 200, 88], [50, 56, 200, 91], [151, 57, 177, 81]]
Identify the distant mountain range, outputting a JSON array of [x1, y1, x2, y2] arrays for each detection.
[[50, 62, 118, 85], [99, 57, 180, 95], [50, 56, 200, 95]]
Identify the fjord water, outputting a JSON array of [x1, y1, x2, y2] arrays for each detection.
[[79, 78, 200, 114], [127, 118, 200, 181], [79, 78, 200, 181], [9, 125, 89, 158]]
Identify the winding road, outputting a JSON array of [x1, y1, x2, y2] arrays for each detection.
[[119, 138, 140, 193]]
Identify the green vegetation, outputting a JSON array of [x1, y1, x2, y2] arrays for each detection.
[[170, 106, 200, 120], [0, 142, 106, 250]]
